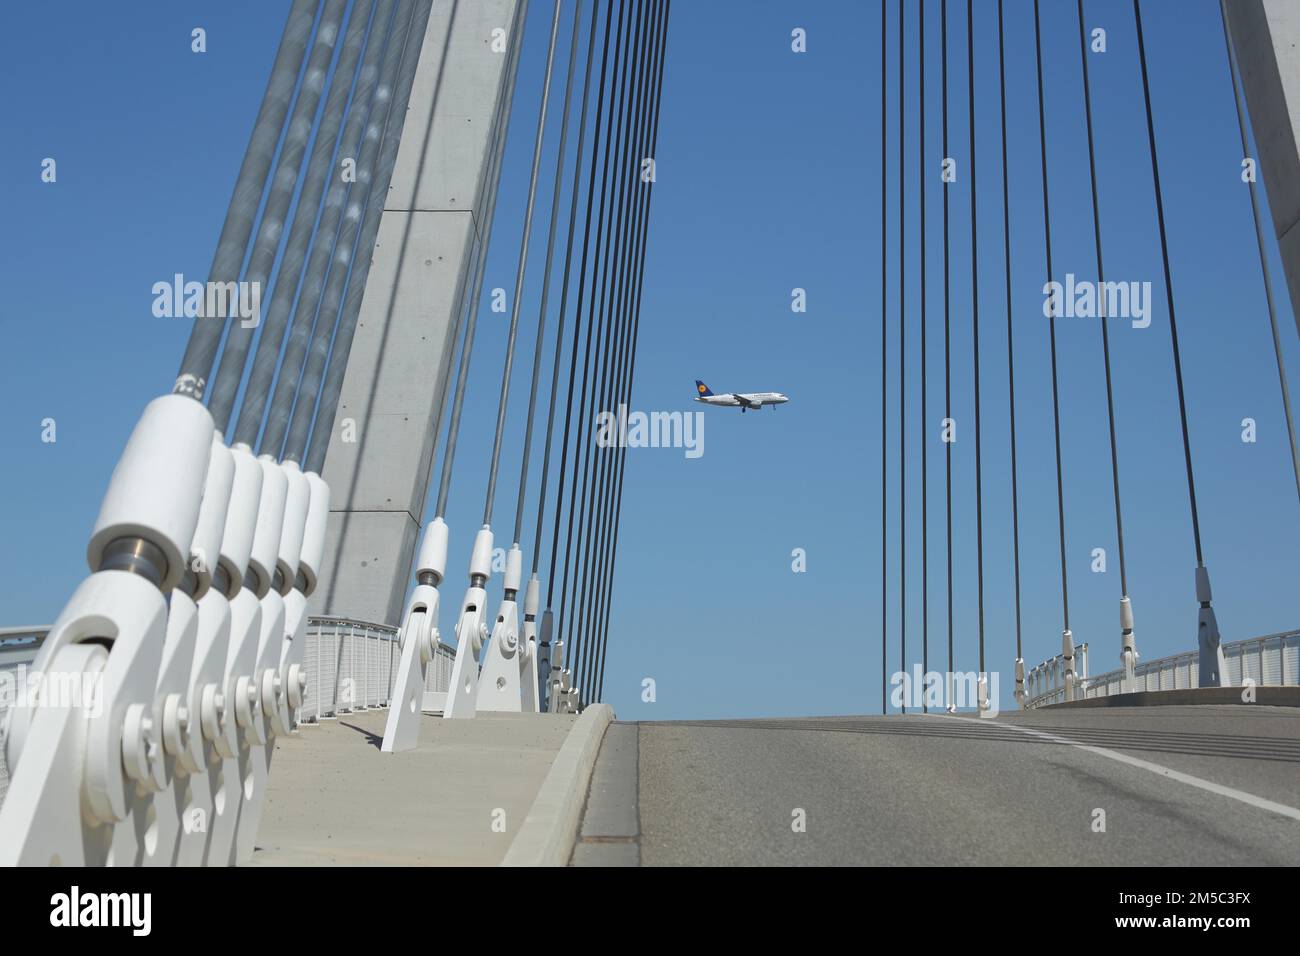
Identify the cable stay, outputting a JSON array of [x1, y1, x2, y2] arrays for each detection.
[[996, 0, 1026, 705], [1132, 0, 1224, 687], [1076, 0, 1140, 692], [443, 0, 567, 720]]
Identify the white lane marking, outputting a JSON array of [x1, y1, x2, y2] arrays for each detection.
[[960, 716, 1300, 823]]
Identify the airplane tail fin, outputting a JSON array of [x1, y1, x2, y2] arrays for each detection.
[[694, 380, 714, 397]]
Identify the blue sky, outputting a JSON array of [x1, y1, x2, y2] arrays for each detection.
[[1, 0, 1297, 721]]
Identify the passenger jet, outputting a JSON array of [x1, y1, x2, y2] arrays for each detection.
[[694, 380, 789, 412]]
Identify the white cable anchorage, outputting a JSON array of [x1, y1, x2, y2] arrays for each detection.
[[0, 407, 331, 865]]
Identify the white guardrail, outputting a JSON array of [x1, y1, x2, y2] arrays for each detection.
[[1025, 630, 1300, 708], [0, 619, 455, 806], [295, 616, 454, 721]]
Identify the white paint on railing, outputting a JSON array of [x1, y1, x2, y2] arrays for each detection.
[[0, 619, 455, 809], [297, 617, 454, 722], [1026, 630, 1300, 708]]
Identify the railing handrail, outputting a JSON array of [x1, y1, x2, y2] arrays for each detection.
[[0, 618, 457, 663], [1026, 629, 1300, 708], [1080, 629, 1299, 692], [0, 627, 49, 643], [308, 615, 401, 638], [1027, 642, 1089, 671]]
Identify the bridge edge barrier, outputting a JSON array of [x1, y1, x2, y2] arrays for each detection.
[[501, 704, 615, 867]]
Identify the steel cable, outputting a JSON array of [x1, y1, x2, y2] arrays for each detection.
[[546, 0, 616, 616], [533, 0, 603, 574], [512, 0, 588, 548], [968, 0, 986, 676], [175, 0, 320, 400], [480, 0, 568, 524], [232, 0, 378, 449], [880, 0, 889, 716], [558, 0, 632, 691], [208, 0, 351, 433], [919, 0, 929, 710], [258, 0, 405, 458], [997, 0, 1023, 662], [943, 0, 954, 681], [1034, 0, 1071, 631], [433, 0, 530, 518], [279, 0, 423, 465], [573, 0, 647, 700], [586, 0, 662, 701], [593, 0, 669, 702], [303, 0, 439, 471], [1077, 0, 1132, 599], [898, 0, 908, 712], [1133, 0, 1205, 567]]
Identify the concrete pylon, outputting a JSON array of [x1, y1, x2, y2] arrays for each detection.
[[313, 0, 523, 626], [1225, 0, 1300, 339]]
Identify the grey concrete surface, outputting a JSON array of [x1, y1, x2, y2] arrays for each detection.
[[503, 704, 614, 866], [577, 706, 1300, 866], [570, 721, 639, 867], [316, 0, 521, 626], [1226, 0, 1300, 338], [252, 708, 576, 866]]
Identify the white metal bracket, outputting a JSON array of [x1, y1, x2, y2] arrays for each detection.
[[0, 394, 213, 866], [520, 574, 540, 713], [478, 598, 521, 712], [445, 526, 494, 719], [478, 545, 524, 712], [1120, 595, 1138, 694], [111, 588, 200, 866], [174, 587, 236, 865], [0, 572, 169, 865], [382, 585, 440, 751], [1062, 629, 1076, 702]]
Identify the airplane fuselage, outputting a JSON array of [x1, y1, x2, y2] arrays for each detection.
[[694, 391, 789, 411]]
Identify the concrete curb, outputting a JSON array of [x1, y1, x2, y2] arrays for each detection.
[[501, 704, 614, 867]]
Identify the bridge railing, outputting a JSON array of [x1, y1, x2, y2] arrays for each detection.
[[1023, 643, 1090, 707], [281, 616, 455, 722], [0, 619, 456, 802], [1025, 630, 1300, 708]]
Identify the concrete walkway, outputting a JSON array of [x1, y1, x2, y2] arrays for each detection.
[[251, 709, 577, 866]]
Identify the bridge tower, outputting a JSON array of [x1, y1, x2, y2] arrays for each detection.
[[1225, 0, 1300, 339], [313, 0, 523, 626]]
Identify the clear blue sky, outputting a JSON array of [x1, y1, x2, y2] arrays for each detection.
[[1, 0, 1297, 721]]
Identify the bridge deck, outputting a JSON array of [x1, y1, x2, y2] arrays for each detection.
[[573, 706, 1300, 866], [252, 709, 577, 866]]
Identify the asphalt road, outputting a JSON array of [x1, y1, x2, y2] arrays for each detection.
[[570, 706, 1300, 866]]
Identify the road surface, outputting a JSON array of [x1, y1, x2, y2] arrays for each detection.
[[570, 706, 1300, 866]]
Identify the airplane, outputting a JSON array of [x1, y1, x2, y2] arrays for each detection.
[[693, 380, 789, 412]]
